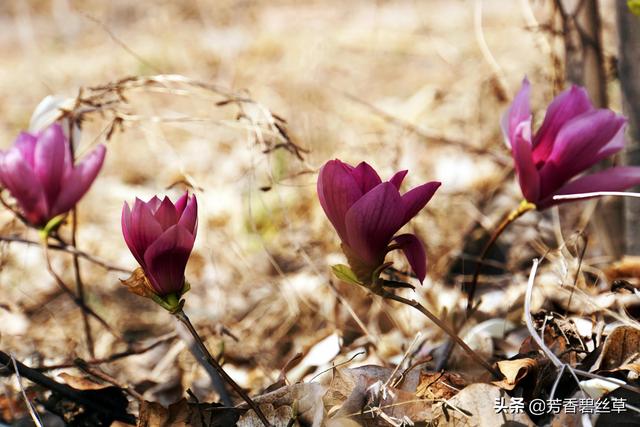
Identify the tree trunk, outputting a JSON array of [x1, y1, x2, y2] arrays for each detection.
[[617, 1, 640, 254]]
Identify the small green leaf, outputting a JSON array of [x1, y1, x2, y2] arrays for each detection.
[[331, 264, 362, 286], [629, 0, 640, 15]]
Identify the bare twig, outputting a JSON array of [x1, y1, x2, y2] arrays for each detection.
[[74, 360, 144, 402], [385, 332, 421, 389], [339, 90, 511, 166], [34, 332, 177, 371], [9, 353, 43, 427], [0, 234, 129, 273], [0, 351, 135, 425]]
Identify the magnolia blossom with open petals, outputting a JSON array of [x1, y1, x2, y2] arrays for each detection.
[[317, 159, 440, 284], [0, 123, 106, 227], [122, 193, 197, 296], [502, 78, 640, 209]]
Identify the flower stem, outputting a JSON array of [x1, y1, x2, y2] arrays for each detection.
[[173, 309, 272, 427], [466, 200, 535, 314], [70, 207, 95, 358], [380, 289, 501, 378]]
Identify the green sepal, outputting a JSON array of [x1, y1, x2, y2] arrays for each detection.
[[331, 264, 362, 286], [154, 280, 191, 312], [181, 280, 191, 296], [151, 292, 184, 313], [629, 0, 640, 15]]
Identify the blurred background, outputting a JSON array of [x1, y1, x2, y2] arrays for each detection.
[[0, 0, 637, 418]]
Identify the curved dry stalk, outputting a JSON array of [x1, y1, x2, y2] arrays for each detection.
[[174, 309, 272, 427]]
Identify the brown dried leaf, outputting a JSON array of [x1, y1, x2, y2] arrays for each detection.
[[237, 404, 293, 427], [120, 267, 155, 298], [591, 326, 640, 372], [492, 358, 537, 391], [245, 382, 326, 427], [137, 399, 240, 427], [137, 400, 189, 427], [325, 418, 362, 427], [604, 256, 640, 281], [58, 372, 111, 390], [415, 371, 466, 400], [437, 383, 534, 427]]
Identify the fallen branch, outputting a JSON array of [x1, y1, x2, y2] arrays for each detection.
[[0, 351, 136, 425]]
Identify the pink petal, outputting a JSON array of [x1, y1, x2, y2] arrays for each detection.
[[351, 162, 382, 193], [594, 125, 626, 160], [539, 110, 626, 194], [143, 224, 195, 295], [14, 132, 37, 168], [153, 196, 179, 231], [34, 123, 68, 209], [0, 148, 48, 225], [317, 159, 363, 242], [389, 170, 408, 189], [393, 233, 427, 283], [52, 144, 106, 216], [124, 198, 163, 267], [401, 181, 441, 223], [511, 121, 540, 203], [501, 78, 531, 147], [532, 85, 593, 165], [178, 194, 198, 237], [121, 202, 144, 265], [146, 196, 162, 214], [174, 193, 188, 216], [344, 182, 405, 266], [540, 167, 640, 209]]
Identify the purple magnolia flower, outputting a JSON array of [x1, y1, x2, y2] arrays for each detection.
[[0, 123, 106, 227], [503, 78, 640, 209], [122, 193, 198, 296], [317, 159, 440, 284]]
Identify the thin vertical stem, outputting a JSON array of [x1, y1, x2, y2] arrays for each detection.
[[466, 200, 535, 314], [71, 208, 95, 357], [174, 309, 272, 427]]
